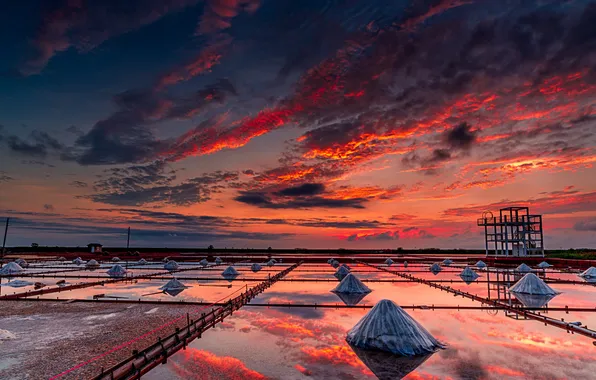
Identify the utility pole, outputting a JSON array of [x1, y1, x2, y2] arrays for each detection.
[[126, 226, 131, 250], [1, 217, 9, 264]]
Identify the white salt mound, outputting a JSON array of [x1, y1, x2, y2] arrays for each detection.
[[267, 259, 275, 267], [0, 262, 24, 275], [86, 259, 100, 268], [442, 259, 452, 266], [73, 257, 83, 265], [429, 263, 441, 273], [222, 266, 239, 276], [15, 258, 28, 268], [138, 258, 148, 265], [335, 266, 350, 280], [164, 260, 179, 271], [385, 258, 394, 266], [332, 273, 371, 294], [579, 267, 596, 278], [6, 280, 33, 288], [476, 260, 487, 269], [459, 266, 479, 281], [537, 261, 551, 269], [112, 257, 121, 262], [509, 273, 558, 295], [160, 278, 188, 291], [346, 299, 445, 355], [251, 263, 262, 272], [199, 259, 209, 266], [215, 257, 223, 264], [107, 264, 127, 277], [515, 263, 532, 273]]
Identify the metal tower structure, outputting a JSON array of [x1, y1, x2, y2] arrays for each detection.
[[477, 206, 544, 257]]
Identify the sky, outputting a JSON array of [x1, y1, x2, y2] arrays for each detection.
[[0, 0, 595, 249]]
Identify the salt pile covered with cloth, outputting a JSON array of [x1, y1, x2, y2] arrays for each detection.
[[346, 299, 445, 355]]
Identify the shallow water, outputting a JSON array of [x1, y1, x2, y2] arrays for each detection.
[[3, 259, 595, 379]]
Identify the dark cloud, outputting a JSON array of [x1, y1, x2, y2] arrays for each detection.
[[21, 160, 55, 167], [22, 0, 200, 75], [3, 130, 64, 158], [87, 165, 238, 206], [69, 181, 89, 188], [7, 216, 293, 244], [69, 79, 237, 165], [275, 183, 325, 197], [574, 219, 596, 232], [235, 191, 367, 209], [347, 231, 398, 241], [65, 125, 83, 135], [445, 122, 476, 150]]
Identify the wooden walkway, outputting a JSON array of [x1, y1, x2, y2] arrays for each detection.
[[89, 262, 303, 380]]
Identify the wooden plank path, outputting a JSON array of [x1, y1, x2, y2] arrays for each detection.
[[360, 261, 596, 342], [87, 262, 303, 380]]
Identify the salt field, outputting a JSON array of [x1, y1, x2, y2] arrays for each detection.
[[1, 254, 595, 379]]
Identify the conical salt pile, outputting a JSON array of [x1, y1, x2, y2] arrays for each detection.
[[579, 267, 596, 278], [107, 264, 127, 277], [331, 260, 340, 268], [334, 266, 351, 280], [73, 257, 83, 265], [112, 257, 121, 262], [346, 299, 445, 355], [160, 278, 188, 297], [215, 257, 223, 264], [429, 263, 441, 274], [199, 259, 209, 266], [509, 273, 558, 295], [222, 266, 239, 277], [476, 260, 487, 269], [6, 280, 33, 288], [160, 278, 188, 290], [459, 266, 479, 281], [164, 260, 179, 271], [86, 259, 100, 268], [403, 261, 408, 268], [515, 263, 532, 273], [137, 258, 148, 265], [442, 259, 452, 266], [267, 259, 275, 267], [270, 258, 277, 263], [251, 263, 262, 272], [332, 273, 371, 294], [537, 261, 551, 269], [15, 258, 28, 268], [58, 257, 66, 261], [0, 262, 24, 276], [385, 258, 394, 266]]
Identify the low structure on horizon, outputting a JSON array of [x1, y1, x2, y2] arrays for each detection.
[[477, 206, 544, 258], [87, 243, 103, 253]]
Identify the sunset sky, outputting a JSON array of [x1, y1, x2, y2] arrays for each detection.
[[0, 0, 595, 248]]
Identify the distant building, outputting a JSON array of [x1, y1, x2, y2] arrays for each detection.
[[477, 206, 544, 257], [88, 243, 103, 253]]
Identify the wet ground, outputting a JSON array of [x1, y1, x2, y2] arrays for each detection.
[[1, 257, 595, 379]]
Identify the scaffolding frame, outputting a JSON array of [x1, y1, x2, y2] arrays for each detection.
[[477, 206, 544, 257]]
